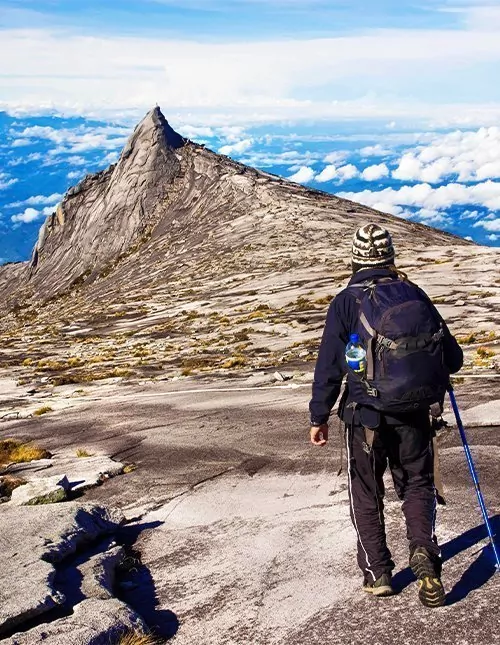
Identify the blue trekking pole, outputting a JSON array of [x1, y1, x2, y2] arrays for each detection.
[[448, 385, 500, 571]]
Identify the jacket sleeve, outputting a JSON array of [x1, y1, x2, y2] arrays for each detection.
[[309, 293, 355, 425], [429, 301, 463, 374]]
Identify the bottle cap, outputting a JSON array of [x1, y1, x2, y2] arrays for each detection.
[[350, 333, 360, 344]]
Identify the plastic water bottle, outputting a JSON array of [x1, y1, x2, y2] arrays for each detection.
[[345, 333, 366, 374]]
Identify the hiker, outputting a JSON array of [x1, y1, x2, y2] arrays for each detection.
[[309, 224, 463, 607]]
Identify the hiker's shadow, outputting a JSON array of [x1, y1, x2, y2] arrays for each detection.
[[392, 514, 500, 606], [118, 521, 180, 640]]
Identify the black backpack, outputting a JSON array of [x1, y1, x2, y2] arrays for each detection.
[[346, 275, 449, 413]]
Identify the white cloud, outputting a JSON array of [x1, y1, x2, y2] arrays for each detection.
[[315, 163, 359, 183], [360, 144, 393, 157], [487, 233, 499, 241], [177, 125, 215, 139], [362, 163, 389, 181], [219, 138, 254, 155], [66, 155, 87, 166], [7, 193, 62, 208], [371, 202, 404, 217], [339, 179, 500, 217], [217, 126, 246, 142], [473, 218, 500, 232], [11, 205, 55, 224], [11, 138, 33, 147], [242, 149, 325, 168], [315, 164, 338, 183], [288, 166, 316, 183], [8, 123, 130, 155], [392, 127, 500, 184], [324, 151, 347, 164], [0, 173, 18, 190], [337, 164, 359, 180], [67, 170, 85, 180], [101, 151, 119, 165], [2, 26, 500, 124], [11, 207, 41, 223], [7, 152, 43, 166]]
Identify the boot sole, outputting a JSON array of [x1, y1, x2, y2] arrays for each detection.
[[417, 576, 446, 608], [410, 552, 446, 608], [363, 584, 395, 597]]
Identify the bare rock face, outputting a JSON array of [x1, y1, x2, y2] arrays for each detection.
[[9, 474, 70, 506], [0, 503, 124, 636], [26, 107, 186, 297], [0, 106, 470, 308], [0, 106, 497, 386]]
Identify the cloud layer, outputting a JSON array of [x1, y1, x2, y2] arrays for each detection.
[[1, 21, 500, 124]]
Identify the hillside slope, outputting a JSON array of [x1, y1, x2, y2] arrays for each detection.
[[0, 107, 498, 386]]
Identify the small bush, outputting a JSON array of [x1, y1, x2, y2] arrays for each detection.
[[123, 463, 137, 474], [34, 406, 53, 416], [22, 358, 33, 366]]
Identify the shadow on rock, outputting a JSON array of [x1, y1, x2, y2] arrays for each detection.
[[117, 520, 180, 641], [392, 514, 500, 605]]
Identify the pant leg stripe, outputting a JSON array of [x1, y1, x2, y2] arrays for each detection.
[[346, 430, 376, 581]]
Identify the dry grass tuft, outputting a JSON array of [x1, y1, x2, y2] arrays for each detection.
[[34, 406, 53, 416], [76, 448, 93, 458], [0, 439, 51, 466], [123, 463, 137, 474], [221, 355, 248, 369], [116, 630, 158, 645], [476, 347, 495, 359], [0, 474, 27, 497]]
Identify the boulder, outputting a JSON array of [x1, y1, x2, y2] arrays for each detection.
[[2, 598, 146, 645], [0, 503, 124, 636], [9, 475, 70, 506]]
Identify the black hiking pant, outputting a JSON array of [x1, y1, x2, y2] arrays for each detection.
[[346, 416, 440, 583]]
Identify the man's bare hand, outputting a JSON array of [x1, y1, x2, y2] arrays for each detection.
[[310, 424, 329, 446]]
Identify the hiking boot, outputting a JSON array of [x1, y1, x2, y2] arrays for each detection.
[[410, 547, 445, 608], [362, 573, 395, 597]]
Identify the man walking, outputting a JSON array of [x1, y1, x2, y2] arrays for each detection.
[[309, 223, 463, 607]]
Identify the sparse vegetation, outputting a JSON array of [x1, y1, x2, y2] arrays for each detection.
[[0, 474, 27, 497], [123, 463, 137, 474], [314, 295, 334, 305], [0, 439, 51, 465], [476, 347, 495, 359], [222, 355, 248, 369], [116, 630, 158, 645], [457, 330, 498, 345], [34, 406, 53, 416], [76, 448, 93, 458], [37, 359, 67, 371]]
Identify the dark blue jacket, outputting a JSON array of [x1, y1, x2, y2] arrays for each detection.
[[309, 267, 463, 427]]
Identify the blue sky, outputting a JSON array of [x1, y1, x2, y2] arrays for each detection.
[[0, 0, 500, 261], [0, 0, 474, 37]]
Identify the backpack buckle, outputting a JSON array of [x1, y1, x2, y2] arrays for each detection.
[[362, 379, 378, 398]]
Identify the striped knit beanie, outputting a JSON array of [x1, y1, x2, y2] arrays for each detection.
[[351, 224, 395, 268]]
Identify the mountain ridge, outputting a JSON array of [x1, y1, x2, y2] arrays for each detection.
[[0, 106, 473, 311]]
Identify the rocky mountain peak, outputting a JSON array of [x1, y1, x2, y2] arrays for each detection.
[[0, 107, 475, 309], [120, 106, 186, 162]]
